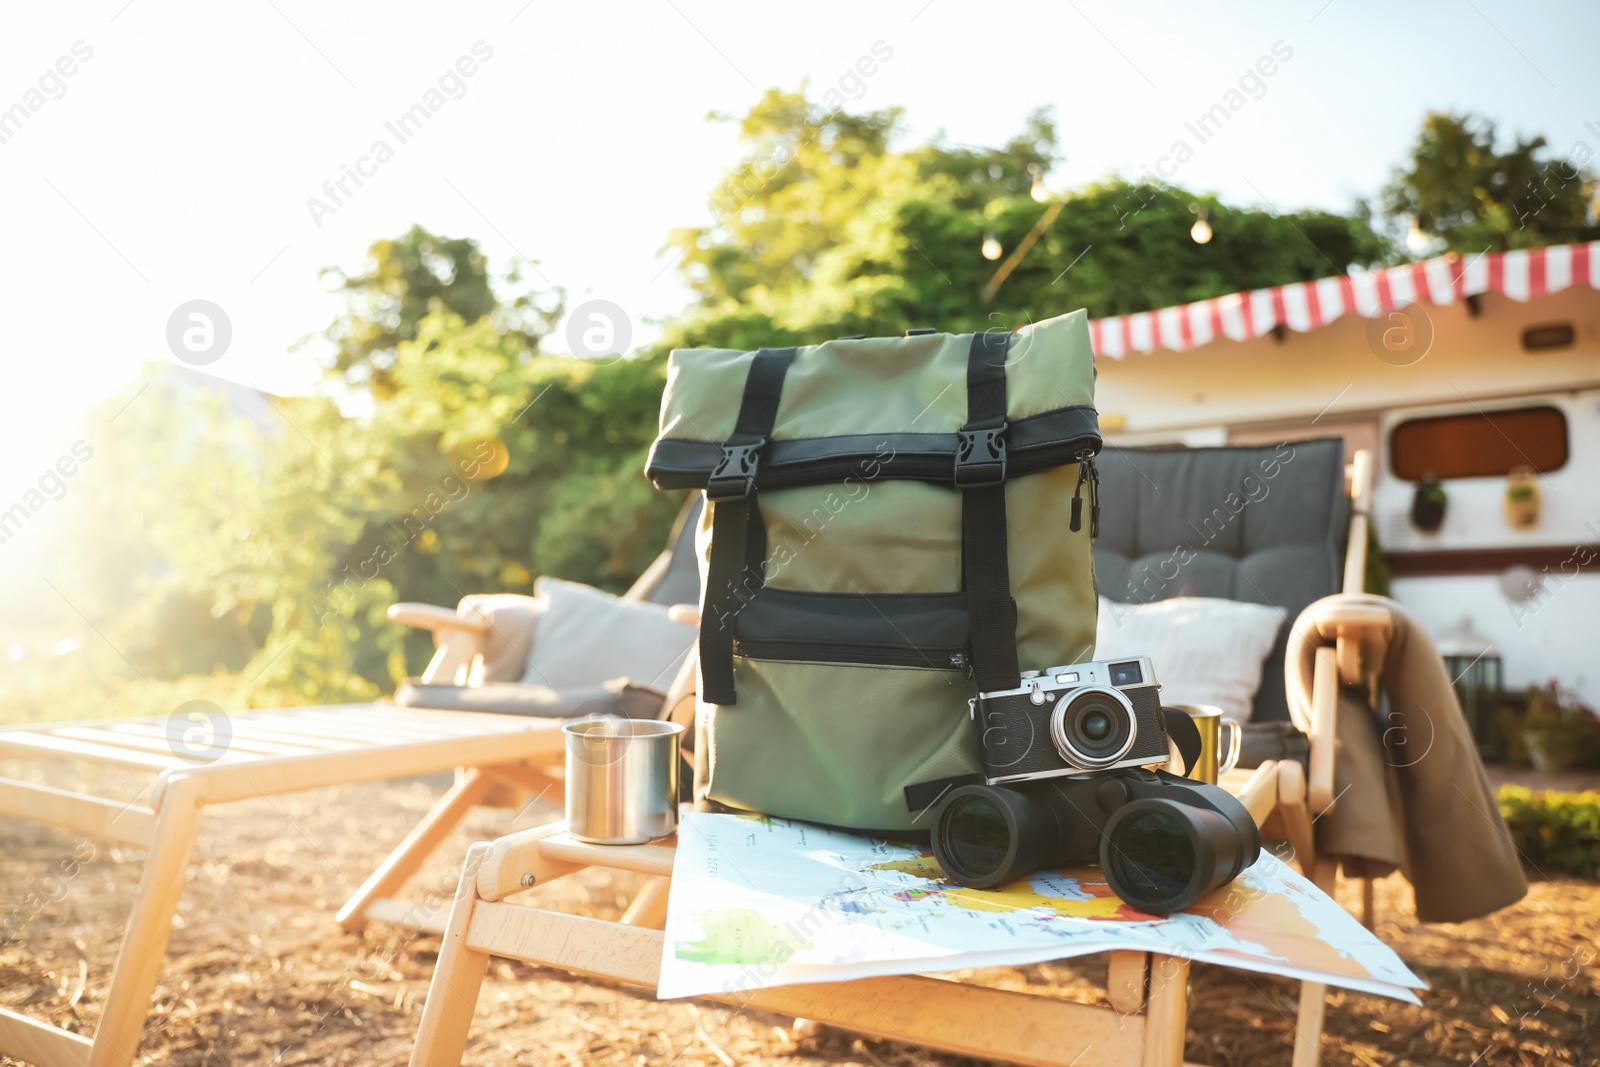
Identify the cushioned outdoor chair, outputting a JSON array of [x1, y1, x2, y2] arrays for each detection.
[[0, 498, 701, 1067]]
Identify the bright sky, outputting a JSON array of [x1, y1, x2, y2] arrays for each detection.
[[1, 0, 1596, 507]]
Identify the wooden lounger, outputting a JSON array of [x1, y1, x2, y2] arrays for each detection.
[[0, 705, 564, 1067]]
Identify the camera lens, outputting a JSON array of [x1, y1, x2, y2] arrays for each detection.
[[940, 794, 1011, 883], [1049, 687, 1136, 769]]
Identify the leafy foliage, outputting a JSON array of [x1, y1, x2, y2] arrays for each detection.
[[320, 224, 562, 397], [64, 252, 676, 705], [35, 100, 1596, 710], [661, 90, 1393, 351], [1383, 112, 1599, 254], [1498, 786, 1600, 881]]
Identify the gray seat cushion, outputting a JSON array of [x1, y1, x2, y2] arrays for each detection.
[[394, 678, 665, 719], [1091, 439, 1347, 722]]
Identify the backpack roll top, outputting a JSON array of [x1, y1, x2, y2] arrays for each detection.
[[646, 310, 1102, 832]]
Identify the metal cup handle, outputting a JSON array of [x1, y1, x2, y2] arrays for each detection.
[[1220, 720, 1242, 776]]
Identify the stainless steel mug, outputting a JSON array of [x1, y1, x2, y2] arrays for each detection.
[[564, 718, 683, 844], [1170, 705, 1241, 784]]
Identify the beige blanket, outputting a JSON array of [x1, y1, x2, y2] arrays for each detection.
[[1285, 594, 1528, 923]]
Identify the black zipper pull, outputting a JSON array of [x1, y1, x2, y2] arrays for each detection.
[[950, 652, 974, 678], [1088, 452, 1100, 540], [1070, 450, 1090, 532]]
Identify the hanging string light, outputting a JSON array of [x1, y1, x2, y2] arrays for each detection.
[[981, 232, 1003, 260], [1028, 163, 1050, 203], [1189, 203, 1213, 244], [1406, 216, 1432, 254]]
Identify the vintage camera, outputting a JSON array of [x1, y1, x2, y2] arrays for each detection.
[[971, 656, 1170, 784], [929, 768, 1262, 911]]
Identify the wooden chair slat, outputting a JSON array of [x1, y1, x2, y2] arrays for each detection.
[[460, 904, 1150, 1067], [0, 1006, 91, 1067], [0, 777, 156, 846], [0, 732, 184, 773], [50, 727, 257, 763], [103, 721, 352, 755]]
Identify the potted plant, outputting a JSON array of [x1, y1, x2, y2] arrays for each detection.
[[1516, 684, 1600, 774], [1504, 466, 1540, 529]]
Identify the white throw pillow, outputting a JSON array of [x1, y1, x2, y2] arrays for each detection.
[[1095, 596, 1284, 723], [523, 577, 697, 693]]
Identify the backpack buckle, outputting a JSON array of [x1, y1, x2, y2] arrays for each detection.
[[954, 426, 1007, 487], [707, 440, 765, 500]]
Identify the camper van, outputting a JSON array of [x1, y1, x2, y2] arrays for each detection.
[[1088, 241, 1600, 714]]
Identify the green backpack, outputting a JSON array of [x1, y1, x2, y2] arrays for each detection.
[[646, 311, 1102, 832]]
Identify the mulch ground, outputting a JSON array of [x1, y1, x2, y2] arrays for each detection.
[[1, 763, 1594, 1067]]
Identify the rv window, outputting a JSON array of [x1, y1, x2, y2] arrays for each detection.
[[1391, 405, 1568, 481]]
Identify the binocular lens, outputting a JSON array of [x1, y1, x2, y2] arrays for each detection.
[[1103, 799, 1254, 913], [939, 794, 1012, 884], [932, 778, 1261, 908], [1105, 808, 1195, 903]]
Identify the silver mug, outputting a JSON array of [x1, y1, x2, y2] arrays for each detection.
[[564, 718, 683, 844]]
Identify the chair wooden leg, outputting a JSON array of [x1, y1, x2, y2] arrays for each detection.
[[339, 768, 494, 933], [1106, 951, 1148, 1015], [409, 844, 492, 1067], [1141, 954, 1189, 1066], [1291, 981, 1329, 1067], [1290, 857, 1339, 1067], [86, 775, 205, 1067], [620, 876, 671, 930]]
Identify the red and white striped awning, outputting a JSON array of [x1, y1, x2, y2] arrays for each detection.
[[1087, 240, 1600, 358]]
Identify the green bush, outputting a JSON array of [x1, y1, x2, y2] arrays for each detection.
[[1497, 786, 1600, 881]]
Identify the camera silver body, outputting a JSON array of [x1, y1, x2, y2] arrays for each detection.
[[970, 655, 1169, 784]]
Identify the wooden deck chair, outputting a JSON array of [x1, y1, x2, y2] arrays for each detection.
[[1098, 441, 1388, 1067], [406, 765, 1284, 1067], [401, 452, 1372, 1066], [0, 498, 702, 1067]]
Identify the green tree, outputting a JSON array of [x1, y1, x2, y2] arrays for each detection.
[[1382, 112, 1599, 254], [662, 90, 1392, 351], [321, 224, 562, 397]]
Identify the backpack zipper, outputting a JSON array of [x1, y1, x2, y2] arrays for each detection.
[[733, 638, 971, 672]]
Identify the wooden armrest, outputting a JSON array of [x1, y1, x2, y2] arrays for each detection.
[[1307, 600, 1392, 641], [1308, 646, 1339, 813], [477, 821, 580, 901], [477, 823, 678, 901], [666, 604, 700, 626], [388, 602, 491, 633], [1308, 599, 1392, 687], [1225, 760, 1280, 828]]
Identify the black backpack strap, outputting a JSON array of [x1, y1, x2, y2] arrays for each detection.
[[958, 331, 1021, 694], [698, 347, 796, 705], [1162, 707, 1205, 779]]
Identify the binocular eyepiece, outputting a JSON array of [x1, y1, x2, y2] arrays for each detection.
[[930, 768, 1261, 914]]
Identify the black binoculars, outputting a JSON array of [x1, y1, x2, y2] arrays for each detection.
[[929, 767, 1261, 914]]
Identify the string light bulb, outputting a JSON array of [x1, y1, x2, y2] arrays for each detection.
[[1028, 164, 1050, 203], [1406, 217, 1432, 255], [982, 232, 1003, 260], [1189, 203, 1212, 245]]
